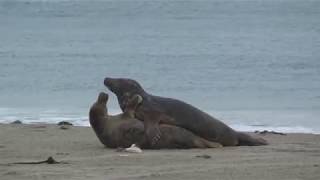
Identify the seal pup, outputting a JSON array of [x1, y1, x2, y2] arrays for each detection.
[[89, 92, 222, 149], [104, 77, 268, 146]]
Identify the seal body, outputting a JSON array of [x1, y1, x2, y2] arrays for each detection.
[[89, 92, 222, 149], [104, 77, 268, 146]]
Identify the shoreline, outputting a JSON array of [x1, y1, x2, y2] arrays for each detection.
[[1, 120, 318, 135], [1, 124, 320, 180]]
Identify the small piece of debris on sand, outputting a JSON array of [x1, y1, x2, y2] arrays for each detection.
[[116, 144, 143, 153], [254, 130, 286, 135], [11, 156, 67, 165], [10, 120, 22, 124], [195, 154, 211, 159], [57, 121, 73, 126], [59, 125, 71, 130]]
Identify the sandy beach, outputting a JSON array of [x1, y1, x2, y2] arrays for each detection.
[[0, 124, 319, 180]]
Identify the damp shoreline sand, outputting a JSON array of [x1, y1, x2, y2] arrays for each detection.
[[0, 124, 319, 180]]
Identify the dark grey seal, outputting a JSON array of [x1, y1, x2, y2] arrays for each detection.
[[104, 77, 268, 146]]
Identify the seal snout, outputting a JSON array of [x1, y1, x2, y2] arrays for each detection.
[[104, 77, 116, 91], [104, 77, 113, 87], [103, 77, 109, 86]]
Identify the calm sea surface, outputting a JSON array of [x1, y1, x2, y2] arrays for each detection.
[[0, 0, 319, 133]]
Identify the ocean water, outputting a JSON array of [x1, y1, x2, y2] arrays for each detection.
[[0, 0, 319, 133]]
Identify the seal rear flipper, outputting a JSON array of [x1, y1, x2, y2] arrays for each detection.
[[237, 132, 268, 146], [202, 139, 223, 148], [194, 138, 223, 148]]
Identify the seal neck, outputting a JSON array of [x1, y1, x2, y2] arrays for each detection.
[[89, 104, 108, 135], [122, 110, 135, 118]]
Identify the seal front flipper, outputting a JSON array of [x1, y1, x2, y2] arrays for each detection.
[[121, 94, 163, 146], [143, 112, 162, 145], [143, 110, 177, 145]]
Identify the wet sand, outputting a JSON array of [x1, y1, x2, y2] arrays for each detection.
[[0, 124, 319, 180]]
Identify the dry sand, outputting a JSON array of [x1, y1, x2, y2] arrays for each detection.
[[0, 124, 319, 180]]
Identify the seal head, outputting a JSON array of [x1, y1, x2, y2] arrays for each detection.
[[97, 92, 109, 104], [104, 77, 145, 110], [104, 78, 144, 96]]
